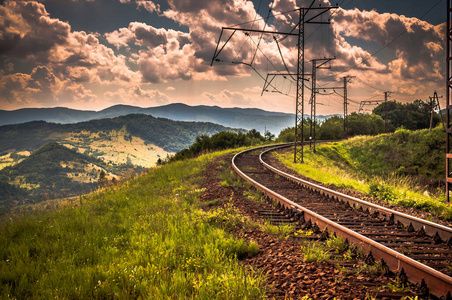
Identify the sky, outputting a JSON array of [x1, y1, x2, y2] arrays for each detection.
[[0, 0, 447, 114]]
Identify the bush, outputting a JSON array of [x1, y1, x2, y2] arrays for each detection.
[[368, 182, 397, 203], [169, 130, 267, 162]]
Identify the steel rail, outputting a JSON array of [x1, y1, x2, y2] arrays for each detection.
[[231, 144, 452, 298], [259, 145, 452, 241]]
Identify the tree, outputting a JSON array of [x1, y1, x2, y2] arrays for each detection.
[[276, 127, 295, 143], [318, 116, 344, 140], [264, 130, 275, 141], [97, 170, 108, 188], [347, 113, 384, 136], [373, 100, 440, 132]]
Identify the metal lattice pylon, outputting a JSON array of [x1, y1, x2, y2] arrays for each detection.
[[294, 9, 305, 163], [446, 0, 452, 202]]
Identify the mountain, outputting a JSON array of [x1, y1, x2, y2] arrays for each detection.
[[0, 114, 239, 154], [0, 107, 99, 125], [0, 103, 308, 134], [0, 142, 105, 208]]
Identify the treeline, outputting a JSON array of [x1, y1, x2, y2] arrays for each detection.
[[167, 129, 271, 162], [163, 99, 442, 165], [277, 99, 441, 141], [276, 113, 384, 142]]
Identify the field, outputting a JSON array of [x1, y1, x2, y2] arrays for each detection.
[[0, 149, 266, 299], [63, 129, 170, 168]]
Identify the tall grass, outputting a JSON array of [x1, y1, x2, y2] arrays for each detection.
[[0, 150, 266, 299]]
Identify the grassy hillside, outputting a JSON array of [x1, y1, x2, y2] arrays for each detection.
[[0, 149, 265, 299], [275, 127, 452, 219], [0, 114, 241, 172], [318, 127, 444, 184], [0, 142, 127, 210]]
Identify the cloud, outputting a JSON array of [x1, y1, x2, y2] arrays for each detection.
[[0, 1, 71, 59], [333, 8, 443, 77], [107, 21, 226, 83], [106, 22, 188, 49], [0, 0, 142, 108], [136, 0, 160, 13], [0, 0, 446, 111], [203, 89, 253, 106], [51, 30, 139, 83], [104, 86, 169, 106], [266, 1, 444, 100], [0, 66, 96, 108], [119, 0, 160, 13], [329, 6, 444, 98], [0, 1, 139, 84]]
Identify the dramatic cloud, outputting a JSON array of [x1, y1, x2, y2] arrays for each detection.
[[0, 0, 139, 107], [0, 1, 138, 84], [331, 7, 444, 97], [0, 66, 96, 108], [0, 1, 71, 59], [136, 0, 160, 13], [161, 0, 284, 76], [51, 30, 138, 83], [333, 8, 443, 77], [0, 0, 446, 112]]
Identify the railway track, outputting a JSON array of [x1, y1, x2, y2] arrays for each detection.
[[232, 144, 452, 299]]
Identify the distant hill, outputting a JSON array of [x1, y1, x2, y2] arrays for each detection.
[[0, 113, 240, 155], [0, 103, 334, 134], [0, 142, 107, 209], [0, 115, 239, 209]]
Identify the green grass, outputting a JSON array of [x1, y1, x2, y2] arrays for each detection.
[[0, 150, 266, 299], [302, 242, 331, 263], [301, 235, 352, 263], [275, 134, 452, 220]]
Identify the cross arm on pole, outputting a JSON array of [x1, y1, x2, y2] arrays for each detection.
[[305, 6, 338, 24], [211, 28, 236, 66], [312, 57, 335, 69], [221, 27, 298, 36]]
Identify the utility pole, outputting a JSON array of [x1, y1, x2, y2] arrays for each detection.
[[211, 1, 337, 163], [358, 91, 392, 133], [447, 0, 452, 202], [384, 91, 392, 133], [429, 91, 445, 131], [310, 60, 316, 151], [343, 75, 355, 138], [295, 7, 305, 162], [310, 58, 335, 152], [293, 4, 337, 163]]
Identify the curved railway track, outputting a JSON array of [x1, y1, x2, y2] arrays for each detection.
[[232, 144, 452, 299]]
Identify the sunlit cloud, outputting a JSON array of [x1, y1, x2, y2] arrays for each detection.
[[0, 0, 446, 113]]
